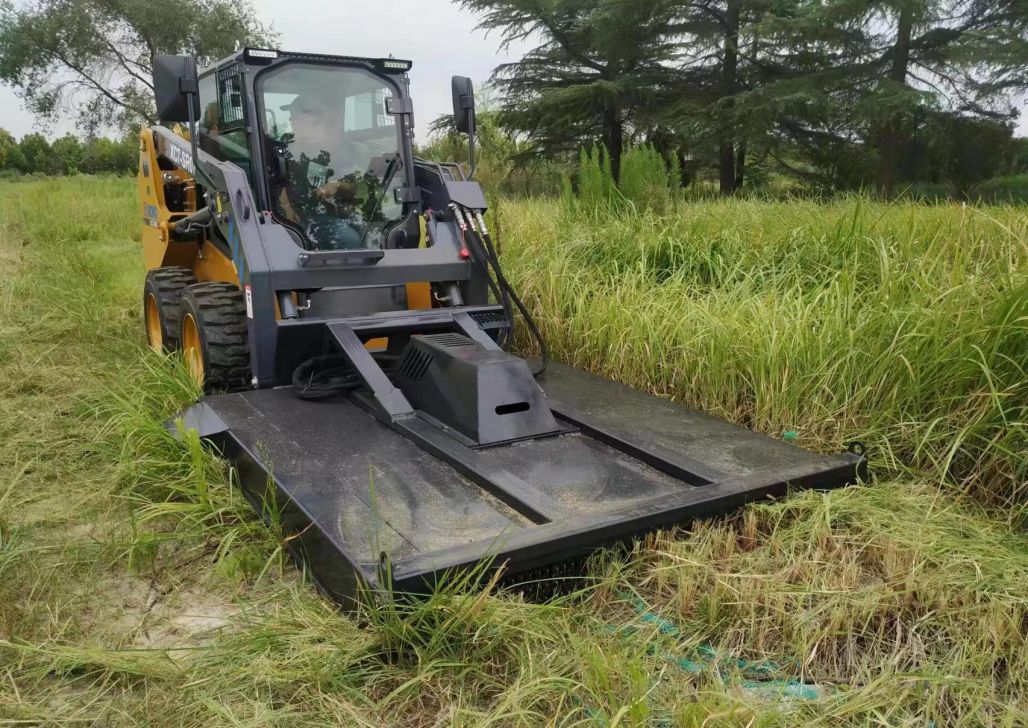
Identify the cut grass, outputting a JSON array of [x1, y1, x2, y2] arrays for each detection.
[[0, 176, 1025, 726]]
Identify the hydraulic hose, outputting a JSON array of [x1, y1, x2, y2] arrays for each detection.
[[451, 204, 513, 349], [172, 205, 212, 236], [461, 205, 549, 377], [292, 353, 398, 401]]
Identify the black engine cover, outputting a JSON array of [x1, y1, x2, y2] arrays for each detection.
[[396, 333, 560, 446]]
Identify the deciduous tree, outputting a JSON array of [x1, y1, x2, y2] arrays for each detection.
[[0, 127, 19, 170], [17, 133, 54, 174], [0, 0, 274, 134]]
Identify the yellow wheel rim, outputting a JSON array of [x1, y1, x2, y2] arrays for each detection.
[[145, 293, 163, 352], [181, 313, 205, 387]]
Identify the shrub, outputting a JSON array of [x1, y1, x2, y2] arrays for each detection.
[[577, 145, 614, 208], [618, 144, 672, 212], [970, 174, 1028, 205], [897, 181, 957, 203]]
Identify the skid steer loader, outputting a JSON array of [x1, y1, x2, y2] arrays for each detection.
[[138, 48, 865, 605]]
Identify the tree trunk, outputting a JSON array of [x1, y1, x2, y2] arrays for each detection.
[[603, 105, 624, 183], [719, 0, 741, 194], [719, 143, 736, 194], [735, 141, 746, 190], [879, 6, 913, 196]]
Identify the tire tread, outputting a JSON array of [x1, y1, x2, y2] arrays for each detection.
[[145, 266, 197, 349], [181, 282, 250, 392]]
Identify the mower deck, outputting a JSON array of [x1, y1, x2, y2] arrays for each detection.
[[179, 363, 865, 604]]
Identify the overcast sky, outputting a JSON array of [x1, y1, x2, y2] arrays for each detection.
[[0, 0, 531, 141], [0, 0, 1024, 139]]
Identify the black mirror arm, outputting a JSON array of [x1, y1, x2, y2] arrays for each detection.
[[184, 93, 217, 195], [466, 108, 476, 180]]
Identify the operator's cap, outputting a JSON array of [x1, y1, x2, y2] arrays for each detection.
[[281, 90, 344, 113], [280, 95, 316, 112]]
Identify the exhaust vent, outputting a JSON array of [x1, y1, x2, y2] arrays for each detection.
[[421, 333, 477, 349], [398, 347, 433, 382]]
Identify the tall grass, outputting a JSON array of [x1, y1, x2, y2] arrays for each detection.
[[1, 177, 1026, 726], [498, 196, 1027, 505]]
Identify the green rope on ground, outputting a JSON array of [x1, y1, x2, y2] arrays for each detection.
[[620, 593, 802, 679], [581, 593, 829, 724]]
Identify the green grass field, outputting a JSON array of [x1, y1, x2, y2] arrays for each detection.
[[0, 176, 1025, 726]]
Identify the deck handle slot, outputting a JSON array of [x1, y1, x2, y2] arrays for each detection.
[[495, 401, 530, 415]]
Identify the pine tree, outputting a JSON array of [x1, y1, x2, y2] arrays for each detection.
[[458, 0, 679, 181], [659, 1, 821, 193], [769, 0, 1028, 193]]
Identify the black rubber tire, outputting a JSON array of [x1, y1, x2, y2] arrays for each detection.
[[179, 282, 251, 393], [143, 267, 197, 351]]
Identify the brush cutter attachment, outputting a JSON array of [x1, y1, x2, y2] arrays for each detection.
[[179, 359, 865, 606]]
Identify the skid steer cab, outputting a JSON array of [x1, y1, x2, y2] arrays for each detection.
[[138, 48, 865, 606]]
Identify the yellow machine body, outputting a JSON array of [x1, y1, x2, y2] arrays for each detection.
[[138, 127, 240, 286]]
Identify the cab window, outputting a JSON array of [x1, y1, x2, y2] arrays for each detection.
[[197, 69, 254, 185], [258, 63, 405, 252]]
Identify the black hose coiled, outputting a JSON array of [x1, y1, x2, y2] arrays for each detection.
[[292, 353, 398, 401]]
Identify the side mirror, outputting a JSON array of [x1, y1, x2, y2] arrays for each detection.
[[451, 76, 475, 134], [153, 54, 200, 123]]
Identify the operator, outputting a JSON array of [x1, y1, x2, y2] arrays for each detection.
[[277, 92, 377, 250]]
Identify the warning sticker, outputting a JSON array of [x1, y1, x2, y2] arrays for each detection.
[[244, 285, 253, 318]]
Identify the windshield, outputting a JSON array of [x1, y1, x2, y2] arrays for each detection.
[[259, 63, 404, 251]]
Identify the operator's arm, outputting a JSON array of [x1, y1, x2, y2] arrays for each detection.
[[278, 188, 299, 223], [315, 180, 343, 200]]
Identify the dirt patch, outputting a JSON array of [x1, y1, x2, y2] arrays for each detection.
[[76, 573, 237, 650], [134, 585, 236, 648]]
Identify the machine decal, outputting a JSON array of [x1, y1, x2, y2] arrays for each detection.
[[244, 284, 253, 318], [165, 143, 195, 175], [143, 203, 159, 227]]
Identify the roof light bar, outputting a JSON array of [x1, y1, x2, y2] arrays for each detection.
[[379, 59, 412, 72], [245, 48, 279, 61]]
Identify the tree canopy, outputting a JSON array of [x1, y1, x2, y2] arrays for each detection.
[[462, 0, 1028, 194], [0, 128, 136, 175], [765, 0, 1028, 193], [0, 0, 273, 134], [458, 0, 681, 180]]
